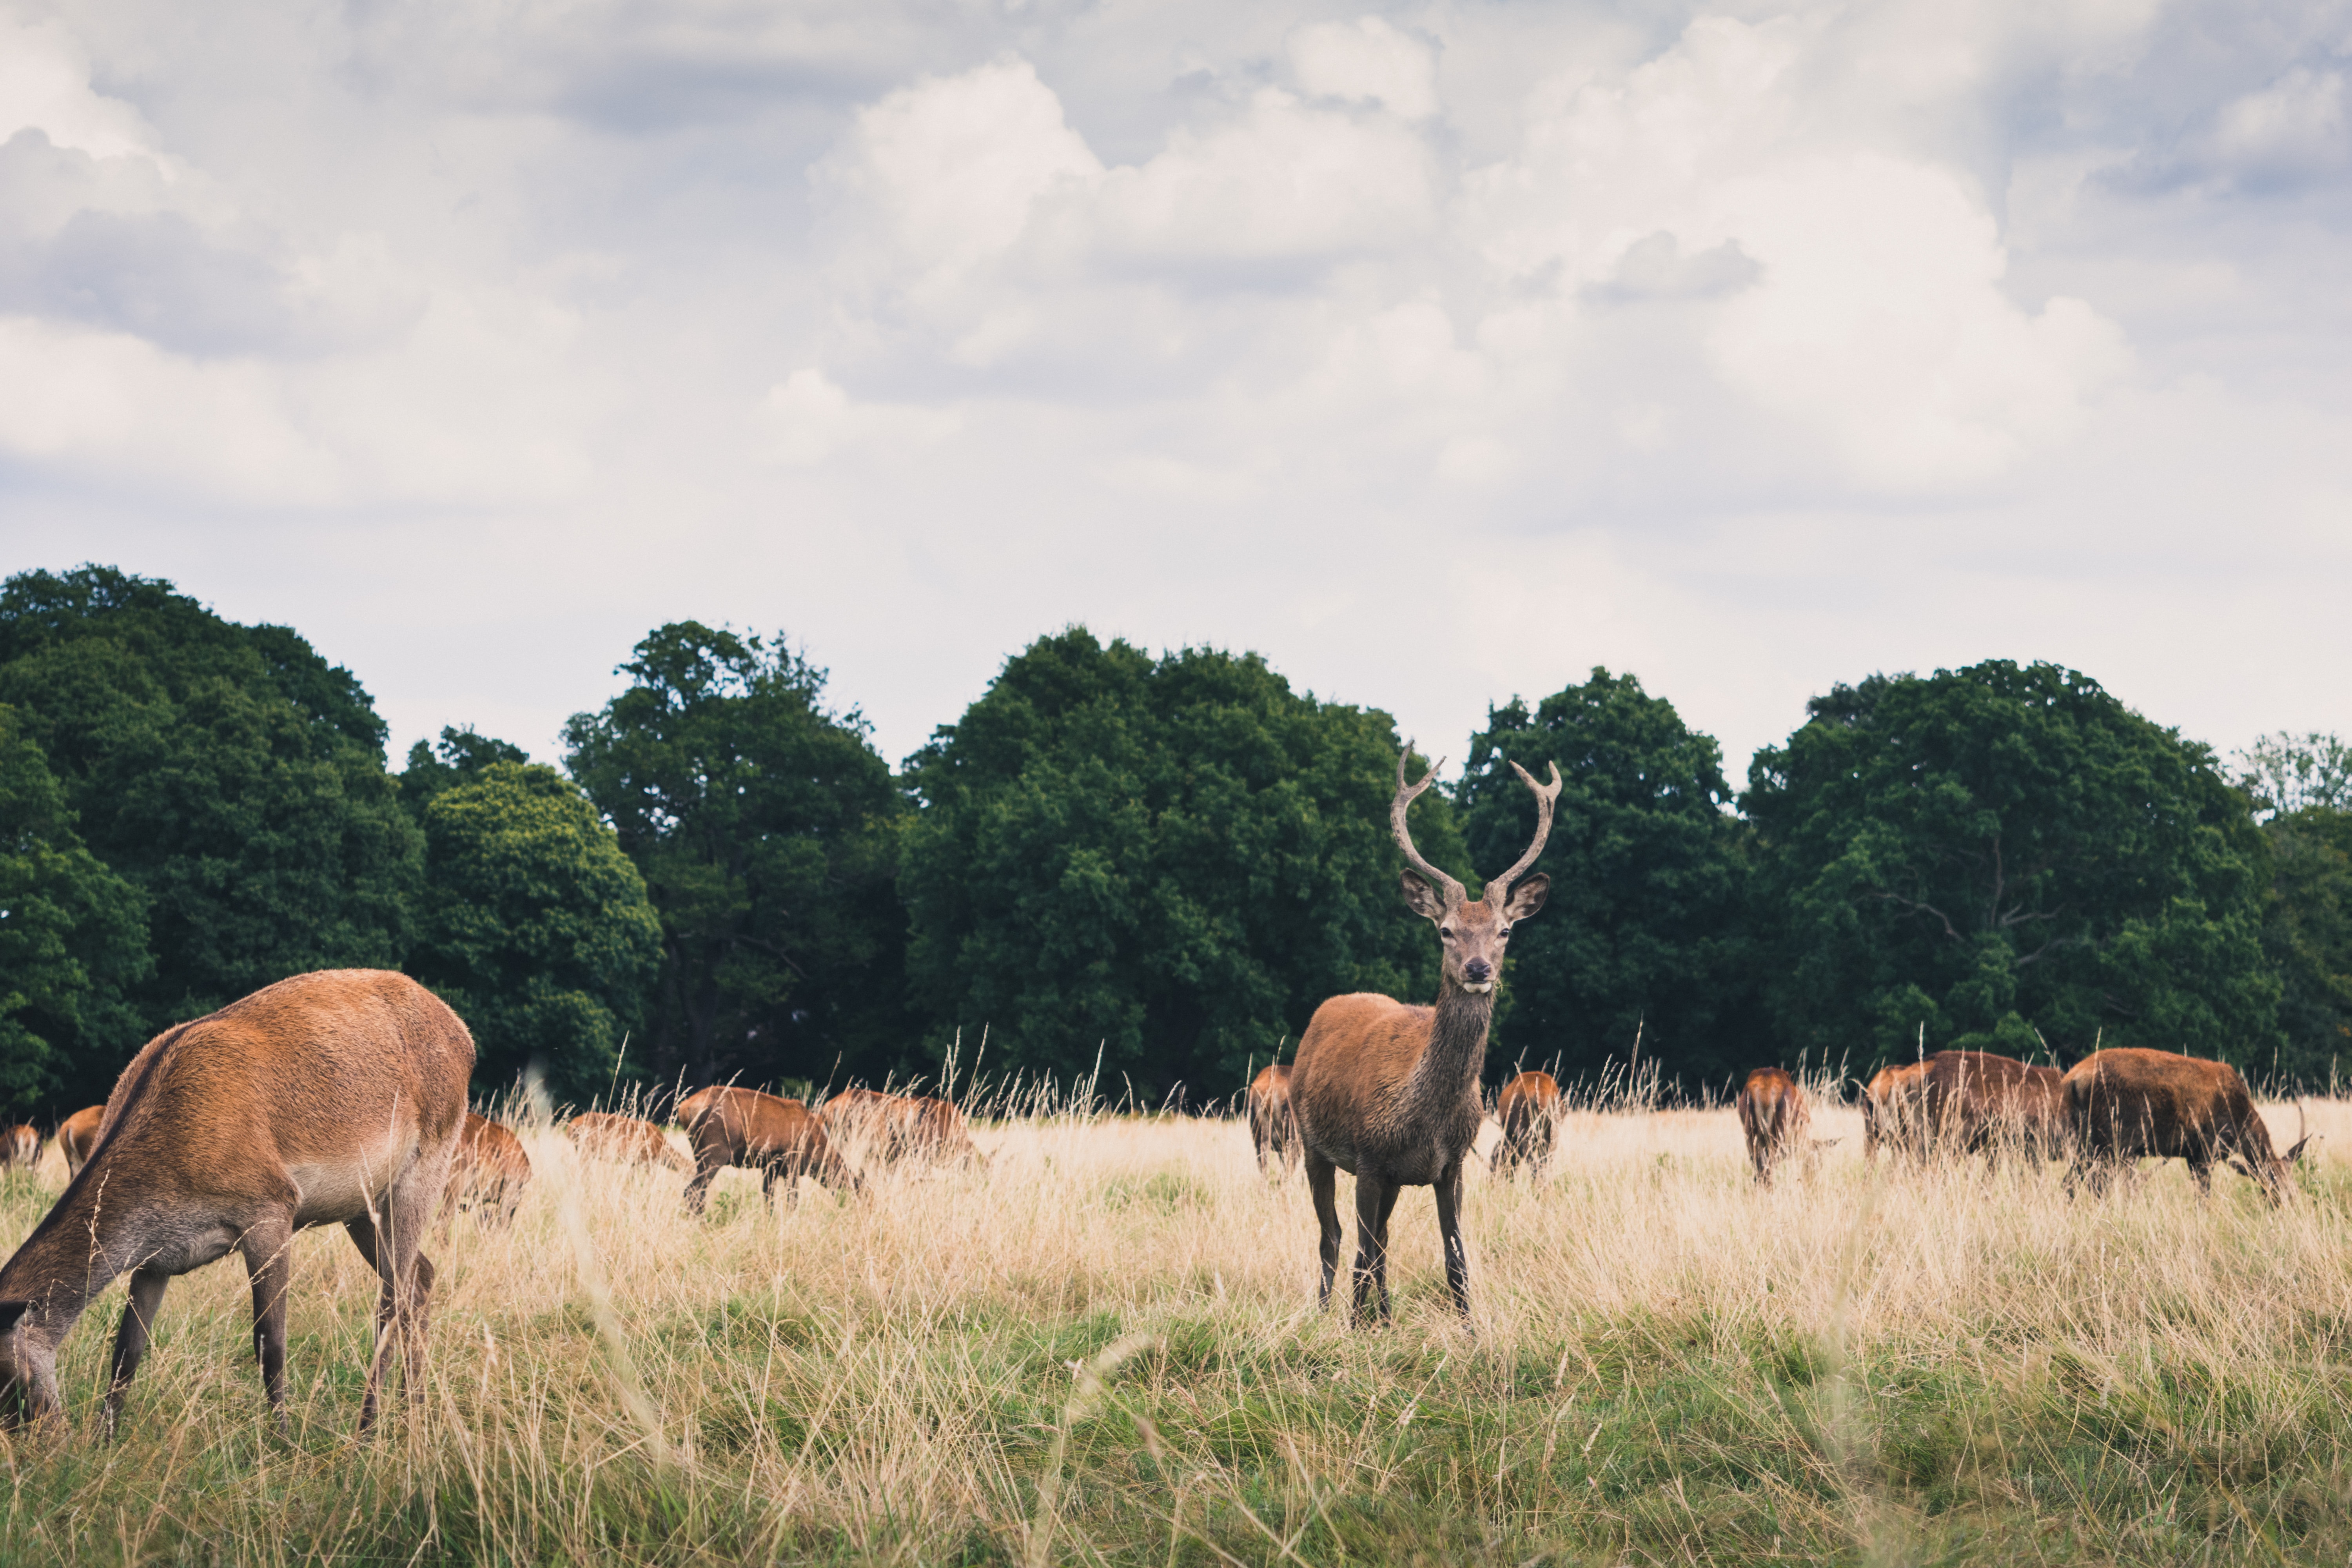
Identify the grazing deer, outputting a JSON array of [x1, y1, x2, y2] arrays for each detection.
[[2063, 1047, 2310, 1202], [442, 1112, 532, 1228], [1737, 1067, 1810, 1185], [1291, 749, 1560, 1323], [681, 1087, 858, 1212], [1492, 1071, 1561, 1179], [0, 1126, 38, 1171], [1922, 1051, 2065, 1166], [1246, 1065, 1298, 1178], [1859, 1060, 1928, 1163], [564, 1111, 693, 1174], [0, 969, 472, 1433], [818, 1087, 987, 1171], [54, 1106, 102, 1176]]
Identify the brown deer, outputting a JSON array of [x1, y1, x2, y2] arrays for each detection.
[[442, 1112, 533, 1227], [55, 1105, 102, 1176], [1859, 1060, 1928, 1163], [1246, 1064, 1298, 1177], [2063, 1047, 2310, 1202], [681, 1087, 858, 1212], [0, 969, 472, 1433], [1491, 1070, 1561, 1179], [564, 1111, 693, 1174], [819, 1087, 987, 1171], [1291, 749, 1560, 1323], [1922, 1051, 2065, 1165], [0, 1126, 38, 1171], [1737, 1067, 1810, 1185]]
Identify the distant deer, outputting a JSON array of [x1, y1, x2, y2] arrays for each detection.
[[442, 1112, 532, 1227], [681, 1087, 858, 1212], [1737, 1067, 1810, 1185], [1922, 1051, 2066, 1166], [54, 1106, 102, 1176], [565, 1111, 693, 1174], [1492, 1071, 1561, 1179], [1246, 1065, 1298, 1177], [0, 1125, 38, 1171], [1859, 1060, 1928, 1163], [1291, 748, 1560, 1323], [819, 1087, 987, 1171], [2064, 1047, 2311, 1202], [0, 970, 472, 1433]]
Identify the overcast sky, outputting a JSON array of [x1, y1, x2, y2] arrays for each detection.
[[2, 0, 2347, 782]]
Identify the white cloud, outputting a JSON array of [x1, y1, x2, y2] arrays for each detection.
[[1288, 18, 1440, 121], [0, 16, 161, 162]]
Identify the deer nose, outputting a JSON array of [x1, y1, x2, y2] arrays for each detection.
[[1463, 958, 1492, 984]]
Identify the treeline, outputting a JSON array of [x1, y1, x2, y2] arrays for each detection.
[[2, 566, 2346, 1115]]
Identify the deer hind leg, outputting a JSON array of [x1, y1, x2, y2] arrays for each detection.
[[1433, 1164, 1471, 1319], [347, 1184, 441, 1432], [102, 1267, 172, 1438], [1306, 1152, 1342, 1307], [238, 1212, 297, 1432]]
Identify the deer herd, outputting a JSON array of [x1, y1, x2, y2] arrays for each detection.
[[0, 751, 2323, 1437]]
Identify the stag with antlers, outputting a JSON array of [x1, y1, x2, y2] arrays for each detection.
[[1290, 748, 1560, 1324]]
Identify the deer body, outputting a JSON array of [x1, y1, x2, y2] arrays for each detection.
[[2064, 1047, 2307, 1201], [1493, 1070, 1561, 1178], [820, 1087, 986, 1171], [1860, 1061, 1928, 1163], [445, 1113, 532, 1227], [1293, 750, 1558, 1323], [0, 970, 472, 1432], [1922, 1051, 2065, 1164], [1246, 1064, 1298, 1177], [682, 1087, 857, 1211], [1737, 1067, 1809, 1184], [566, 1111, 693, 1174]]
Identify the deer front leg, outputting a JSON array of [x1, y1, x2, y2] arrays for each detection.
[[1433, 1163, 1472, 1318], [103, 1268, 172, 1438], [239, 1213, 297, 1432], [1352, 1173, 1395, 1324], [1306, 1152, 1342, 1306]]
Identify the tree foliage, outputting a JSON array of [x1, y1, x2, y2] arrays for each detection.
[[1743, 661, 2279, 1074], [563, 624, 904, 1091], [2257, 806, 2352, 1087], [0, 567, 419, 1044], [406, 760, 662, 1107], [2238, 731, 2352, 819], [0, 705, 150, 1112], [397, 726, 530, 826], [1457, 669, 1757, 1091], [900, 628, 1468, 1095]]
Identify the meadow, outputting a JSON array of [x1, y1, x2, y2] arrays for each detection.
[[3, 1088, 2352, 1566]]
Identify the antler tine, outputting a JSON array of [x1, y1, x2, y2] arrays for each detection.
[[1392, 746, 1464, 904], [1485, 759, 1564, 899]]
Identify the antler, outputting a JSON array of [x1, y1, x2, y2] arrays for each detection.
[[1392, 747, 1465, 905], [1484, 759, 1564, 901]]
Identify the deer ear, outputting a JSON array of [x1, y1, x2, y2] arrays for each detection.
[[0, 1302, 27, 1335], [1399, 871, 1448, 920], [1502, 873, 1549, 920]]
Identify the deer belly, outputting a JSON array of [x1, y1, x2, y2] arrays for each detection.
[[285, 1148, 408, 1225]]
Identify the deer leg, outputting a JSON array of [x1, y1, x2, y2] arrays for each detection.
[[2188, 1157, 2213, 1195], [103, 1267, 171, 1438], [239, 1212, 297, 1432], [1434, 1164, 1472, 1318], [684, 1131, 728, 1215], [1307, 1152, 1342, 1307], [1352, 1174, 1395, 1324]]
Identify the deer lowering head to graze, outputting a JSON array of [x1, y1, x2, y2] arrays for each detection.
[[0, 1126, 37, 1171], [54, 1106, 102, 1176], [1492, 1071, 1561, 1180], [2064, 1047, 2310, 1203], [1247, 1065, 1298, 1178], [442, 1112, 532, 1228], [0, 970, 471, 1434], [1859, 1060, 1929, 1163], [681, 1087, 858, 1212], [1291, 748, 1560, 1323], [1737, 1067, 1810, 1185], [565, 1111, 693, 1175], [819, 1087, 987, 1172], [1922, 1051, 2066, 1166]]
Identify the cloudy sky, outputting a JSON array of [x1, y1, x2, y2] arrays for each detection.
[[2, 0, 2347, 780]]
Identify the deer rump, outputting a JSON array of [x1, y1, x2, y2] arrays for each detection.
[[1492, 1071, 1559, 1178], [444, 1112, 532, 1226], [1920, 1052, 2067, 1163], [2064, 1047, 2308, 1201], [1737, 1067, 1809, 1184], [1247, 1065, 1297, 1176], [682, 1087, 857, 1211]]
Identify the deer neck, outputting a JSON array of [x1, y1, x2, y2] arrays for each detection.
[[1410, 983, 1495, 1109], [0, 1163, 148, 1349]]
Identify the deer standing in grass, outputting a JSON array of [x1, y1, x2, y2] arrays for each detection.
[[55, 1105, 102, 1175], [1491, 1070, 1561, 1179], [1737, 1067, 1810, 1184], [1291, 749, 1559, 1323], [1246, 1064, 1298, 1178], [0, 970, 472, 1433], [0, 1125, 37, 1171]]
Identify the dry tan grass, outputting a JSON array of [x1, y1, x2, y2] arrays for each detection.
[[2, 1090, 2350, 1563]]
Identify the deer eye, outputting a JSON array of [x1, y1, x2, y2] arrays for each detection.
[[1439, 927, 1454, 939]]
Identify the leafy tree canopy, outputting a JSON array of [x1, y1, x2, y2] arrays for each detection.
[[407, 761, 662, 1108], [2257, 806, 2352, 1087], [0, 705, 151, 1113], [397, 725, 530, 825], [1743, 661, 2279, 1075], [900, 627, 1469, 1096], [2238, 731, 2352, 819], [1458, 669, 1758, 1092], [563, 624, 904, 1092], [0, 566, 419, 1038]]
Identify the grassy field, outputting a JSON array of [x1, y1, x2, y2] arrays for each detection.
[[3, 1089, 2352, 1566]]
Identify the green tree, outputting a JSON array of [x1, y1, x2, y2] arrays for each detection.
[[1456, 669, 1758, 1092], [1743, 661, 2279, 1075], [0, 567, 419, 1038], [900, 627, 1468, 1095], [0, 705, 150, 1112], [2238, 731, 2352, 818], [2256, 807, 2352, 1087], [396, 726, 530, 826], [563, 624, 904, 1090], [407, 761, 663, 1107]]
